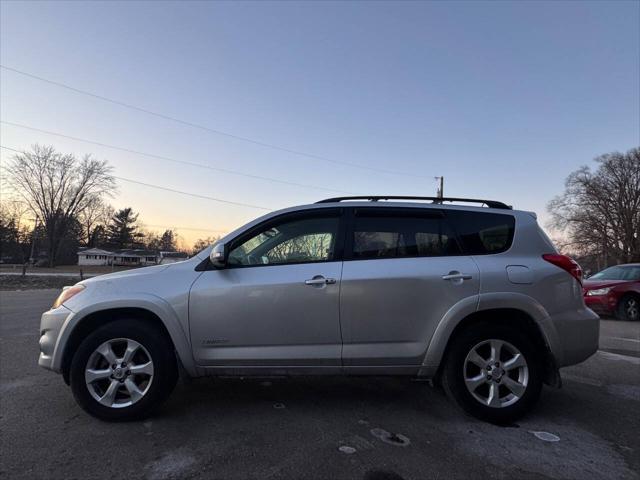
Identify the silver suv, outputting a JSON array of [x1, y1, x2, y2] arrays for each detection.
[[39, 196, 599, 423]]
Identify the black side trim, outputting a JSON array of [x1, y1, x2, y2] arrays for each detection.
[[195, 257, 210, 271]]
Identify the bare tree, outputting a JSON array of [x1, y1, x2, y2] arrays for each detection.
[[142, 229, 177, 252], [6, 145, 115, 266], [77, 197, 113, 247], [548, 147, 640, 268], [0, 200, 32, 263], [0, 200, 31, 235], [191, 236, 220, 255]]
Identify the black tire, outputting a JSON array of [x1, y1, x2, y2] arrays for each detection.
[[70, 319, 178, 421], [616, 294, 640, 322], [442, 322, 543, 424]]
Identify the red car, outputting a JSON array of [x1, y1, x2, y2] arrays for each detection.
[[583, 263, 640, 321]]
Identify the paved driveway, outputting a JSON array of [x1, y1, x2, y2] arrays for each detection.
[[1, 290, 638, 480]]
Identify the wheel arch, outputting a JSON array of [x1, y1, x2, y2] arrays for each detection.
[[58, 301, 197, 384], [422, 300, 562, 387]]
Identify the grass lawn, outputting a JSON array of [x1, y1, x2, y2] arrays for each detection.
[[0, 275, 81, 291], [0, 264, 134, 275]]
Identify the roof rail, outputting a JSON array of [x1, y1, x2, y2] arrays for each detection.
[[315, 196, 512, 210]]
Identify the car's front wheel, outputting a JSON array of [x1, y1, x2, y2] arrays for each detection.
[[442, 323, 543, 424], [617, 295, 640, 321], [69, 319, 178, 421]]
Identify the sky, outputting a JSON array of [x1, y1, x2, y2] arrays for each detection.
[[1, 1, 639, 248]]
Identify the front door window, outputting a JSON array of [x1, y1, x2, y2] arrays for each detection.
[[228, 214, 340, 266]]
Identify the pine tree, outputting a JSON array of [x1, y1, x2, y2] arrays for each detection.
[[106, 208, 143, 249]]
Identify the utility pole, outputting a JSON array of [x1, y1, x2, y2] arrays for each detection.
[[435, 176, 444, 199], [29, 219, 38, 265]]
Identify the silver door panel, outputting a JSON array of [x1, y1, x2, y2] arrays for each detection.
[[340, 256, 480, 365], [189, 262, 343, 366]]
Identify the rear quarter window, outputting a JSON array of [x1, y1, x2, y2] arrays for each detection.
[[445, 210, 515, 255]]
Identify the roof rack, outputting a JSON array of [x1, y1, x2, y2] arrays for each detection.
[[315, 196, 512, 210]]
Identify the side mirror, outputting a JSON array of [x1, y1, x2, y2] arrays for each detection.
[[209, 243, 227, 268]]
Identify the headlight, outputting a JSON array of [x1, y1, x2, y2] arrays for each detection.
[[52, 285, 85, 309], [586, 287, 611, 296]]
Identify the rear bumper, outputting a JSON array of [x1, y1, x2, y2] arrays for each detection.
[[553, 307, 600, 367], [38, 306, 73, 373]]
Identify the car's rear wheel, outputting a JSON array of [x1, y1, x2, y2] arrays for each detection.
[[70, 319, 178, 421], [617, 295, 639, 322], [442, 323, 542, 424]]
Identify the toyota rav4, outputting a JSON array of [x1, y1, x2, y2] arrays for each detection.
[[38, 196, 599, 423]]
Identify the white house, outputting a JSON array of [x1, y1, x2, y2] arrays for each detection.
[[159, 251, 189, 264], [77, 248, 115, 266], [77, 248, 160, 267]]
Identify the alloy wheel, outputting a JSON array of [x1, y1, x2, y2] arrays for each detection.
[[625, 298, 639, 321], [463, 339, 529, 408], [85, 338, 154, 408]]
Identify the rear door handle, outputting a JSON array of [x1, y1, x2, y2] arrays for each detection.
[[305, 276, 336, 286], [442, 272, 473, 281]]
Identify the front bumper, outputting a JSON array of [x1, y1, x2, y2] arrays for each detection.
[[38, 305, 73, 372], [584, 295, 616, 316]]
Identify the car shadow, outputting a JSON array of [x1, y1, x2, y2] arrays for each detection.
[[162, 375, 455, 420]]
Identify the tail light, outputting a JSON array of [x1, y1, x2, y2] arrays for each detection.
[[542, 254, 583, 285]]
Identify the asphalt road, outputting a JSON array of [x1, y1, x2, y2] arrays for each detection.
[[1, 290, 638, 480]]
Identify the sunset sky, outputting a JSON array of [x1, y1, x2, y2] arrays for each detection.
[[1, 1, 638, 248]]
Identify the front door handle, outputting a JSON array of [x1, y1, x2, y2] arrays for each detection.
[[305, 276, 336, 286], [442, 272, 473, 281]]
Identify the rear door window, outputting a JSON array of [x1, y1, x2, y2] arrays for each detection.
[[445, 210, 515, 255], [349, 208, 461, 260]]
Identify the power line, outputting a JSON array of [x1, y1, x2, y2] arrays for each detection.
[[142, 224, 227, 234], [0, 146, 21, 153], [1, 120, 355, 195], [113, 176, 272, 210], [112, 175, 273, 211], [0, 145, 273, 211], [2, 145, 231, 235], [0, 145, 24, 155], [0, 64, 429, 179]]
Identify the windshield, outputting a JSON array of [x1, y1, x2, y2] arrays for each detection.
[[590, 266, 640, 281]]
